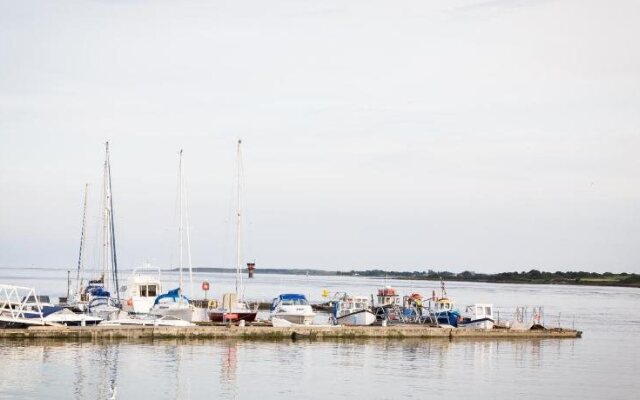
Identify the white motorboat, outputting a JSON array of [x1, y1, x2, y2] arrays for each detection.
[[270, 294, 315, 325], [332, 294, 377, 326], [121, 268, 163, 315], [44, 309, 102, 326], [24, 295, 103, 326]]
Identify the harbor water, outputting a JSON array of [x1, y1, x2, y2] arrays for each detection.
[[1, 267, 639, 399]]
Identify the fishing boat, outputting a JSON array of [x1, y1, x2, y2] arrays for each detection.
[[331, 294, 377, 326], [270, 294, 316, 325], [427, 281, 461, 326], [209, 140, 258, 323], [151, 150, 196, 321], [377, 286, 401, 307], [373, 286, 404, 322], [458, 304, 495, 329]]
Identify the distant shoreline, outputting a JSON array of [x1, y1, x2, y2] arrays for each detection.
[[179, 267, 640, 288]]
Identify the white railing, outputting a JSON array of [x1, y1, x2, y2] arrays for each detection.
[[0, 284, 45, 325]]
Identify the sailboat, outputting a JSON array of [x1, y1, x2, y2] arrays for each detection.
[[150, 149, 195, 321], [65, 183, 90, 310], [208, 140, 258, 323], [86, 142, 122, 320]]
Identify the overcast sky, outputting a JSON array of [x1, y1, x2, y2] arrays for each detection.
[[1, 0, 638, 273]]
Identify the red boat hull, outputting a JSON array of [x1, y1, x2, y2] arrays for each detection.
[[208, 311, 257, 323]]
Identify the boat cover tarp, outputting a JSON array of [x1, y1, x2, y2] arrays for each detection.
[[154, 288, 190, 305], [88, 287, 111, 297], [278, 294, 308, 301], [23, 305, 64, 318], [271, 293, 309, 310]]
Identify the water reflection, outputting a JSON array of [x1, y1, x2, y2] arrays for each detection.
[[0, 336, 631, 400], [221, 342, 238, 399]]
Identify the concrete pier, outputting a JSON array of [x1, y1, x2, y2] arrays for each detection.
[[0, 325, 582, 341]]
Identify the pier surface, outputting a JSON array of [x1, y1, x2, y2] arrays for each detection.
[[0, 325, 582, 341]]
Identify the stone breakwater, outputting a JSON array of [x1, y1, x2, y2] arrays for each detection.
[[0, 325, 582, 341]]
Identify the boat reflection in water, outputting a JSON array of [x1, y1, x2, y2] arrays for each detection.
[[0, 337, 584, 399], [220, 342, 239, 399]]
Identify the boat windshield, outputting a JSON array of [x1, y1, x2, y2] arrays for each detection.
[[281, 298, 309, 306]]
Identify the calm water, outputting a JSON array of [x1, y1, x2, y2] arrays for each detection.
[[1, 267, 639, 399]]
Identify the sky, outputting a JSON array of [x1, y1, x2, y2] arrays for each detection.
[[0, 0, 638, 273]]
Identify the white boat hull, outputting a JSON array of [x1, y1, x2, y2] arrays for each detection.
[[101, 315, 194, 327], [44, 310, 102, 326], [150, 304, 193, 322], [270, 304, 316, 325], [271, 312, 315, 325], [88, 306, 121, 321], [337, 310, 377, 326], [460, 318, 495, 330], [122, 297, 156, 315]]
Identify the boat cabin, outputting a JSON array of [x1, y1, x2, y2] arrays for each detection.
[[338, 296, 371, 313], [377, 287, 400, 307], [434, 298, 455, 312], [120, 270, 163, 314], [464, 304, 493, 320]]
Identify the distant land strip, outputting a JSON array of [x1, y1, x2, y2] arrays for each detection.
[[182, 267, 640, 288]]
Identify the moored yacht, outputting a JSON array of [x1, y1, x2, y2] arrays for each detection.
[[120, 268, 162, 315], [150, 288, 194, 321], [208, 140, 258, 324], [209, 292, 257, 322]]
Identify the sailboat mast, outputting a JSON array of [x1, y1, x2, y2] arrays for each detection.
[[105, 142, 120, 301], [101, 152, 109, 285], [235, 139, 243, 300], [76, 183, 89, 295], [178, 149, 184, 300], [182, 152, 195, 298]]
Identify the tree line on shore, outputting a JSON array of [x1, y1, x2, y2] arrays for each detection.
[[190, 267, 639, 287], [335, 268, 640, 286]]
